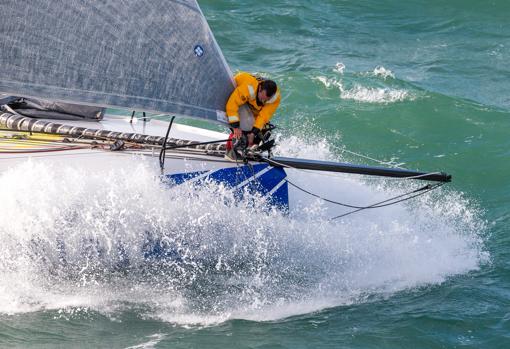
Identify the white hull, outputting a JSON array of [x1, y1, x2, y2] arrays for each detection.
[[0, 114, 290, 207]]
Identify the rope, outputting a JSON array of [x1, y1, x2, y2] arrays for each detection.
[[159, 116, 175, 172], [287, 178, 443, 210], [262, 156, 446, 218], [337, 147, 405, 169], [330, 183, 444, 219]]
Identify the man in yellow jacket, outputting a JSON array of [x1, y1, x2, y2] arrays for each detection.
[[226, 72, 280, 147]]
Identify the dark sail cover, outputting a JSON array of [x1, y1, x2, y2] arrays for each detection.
[[0, 0, 233, 123]]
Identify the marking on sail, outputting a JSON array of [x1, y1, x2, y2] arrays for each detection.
[[194, 44, 204, 57]]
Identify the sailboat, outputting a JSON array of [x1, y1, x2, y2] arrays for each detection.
[[0, 0, 450, 213]]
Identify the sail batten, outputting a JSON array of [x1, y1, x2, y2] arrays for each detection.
[[0, 0, 233, 123]]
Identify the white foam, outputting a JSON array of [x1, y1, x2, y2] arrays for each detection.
[[373, 66, 395, 79], [314, 76, 342, 90], [0, 140, 487, 325], [314, 76, 412, 104], [125, 334, 167, 349], [334, 62, 346, 74], [314, 63, 414, 104], [341, 84, 411, 103]]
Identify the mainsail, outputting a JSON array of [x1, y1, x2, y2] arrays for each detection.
[[0, 0, 233, 123]]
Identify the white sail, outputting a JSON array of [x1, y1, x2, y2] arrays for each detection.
[[0, 0, 233, 123]]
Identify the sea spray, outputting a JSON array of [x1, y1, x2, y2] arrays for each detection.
[[0, 138, 486, 325]]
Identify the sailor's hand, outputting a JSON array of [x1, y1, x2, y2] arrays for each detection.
[[247, 132, 255, 146], [232, 128, 242, 139]]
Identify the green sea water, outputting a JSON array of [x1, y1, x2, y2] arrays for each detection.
[[1, 1, 509, 348]]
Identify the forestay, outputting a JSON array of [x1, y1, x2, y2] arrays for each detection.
[[0, 0, 233, 123]]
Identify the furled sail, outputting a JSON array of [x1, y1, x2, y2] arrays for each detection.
[[0, 0, 233, 123]]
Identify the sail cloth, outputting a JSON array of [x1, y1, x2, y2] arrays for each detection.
[[0, 0, 234, 123]]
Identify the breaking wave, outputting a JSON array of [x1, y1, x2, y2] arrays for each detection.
[[0, 136, 487, 326], [314, 63, 415, 103]]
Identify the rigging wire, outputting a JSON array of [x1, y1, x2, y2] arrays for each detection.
[[334, 146, 406, 169], [329, 183, 444, 220], [259, 155, 446, 219], [286, 178, 443, 211]]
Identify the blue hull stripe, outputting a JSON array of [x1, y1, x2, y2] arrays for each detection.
[[165, 163, 288, 207], [166, 170, 209, 185]]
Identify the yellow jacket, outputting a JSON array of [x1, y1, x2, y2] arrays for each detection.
[[226, 72, 280, 130]]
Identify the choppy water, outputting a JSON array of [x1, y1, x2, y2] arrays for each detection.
[[1, 0, 509, 348]]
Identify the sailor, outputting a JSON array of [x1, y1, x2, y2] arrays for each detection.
[[226, 72, 280, 149]]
